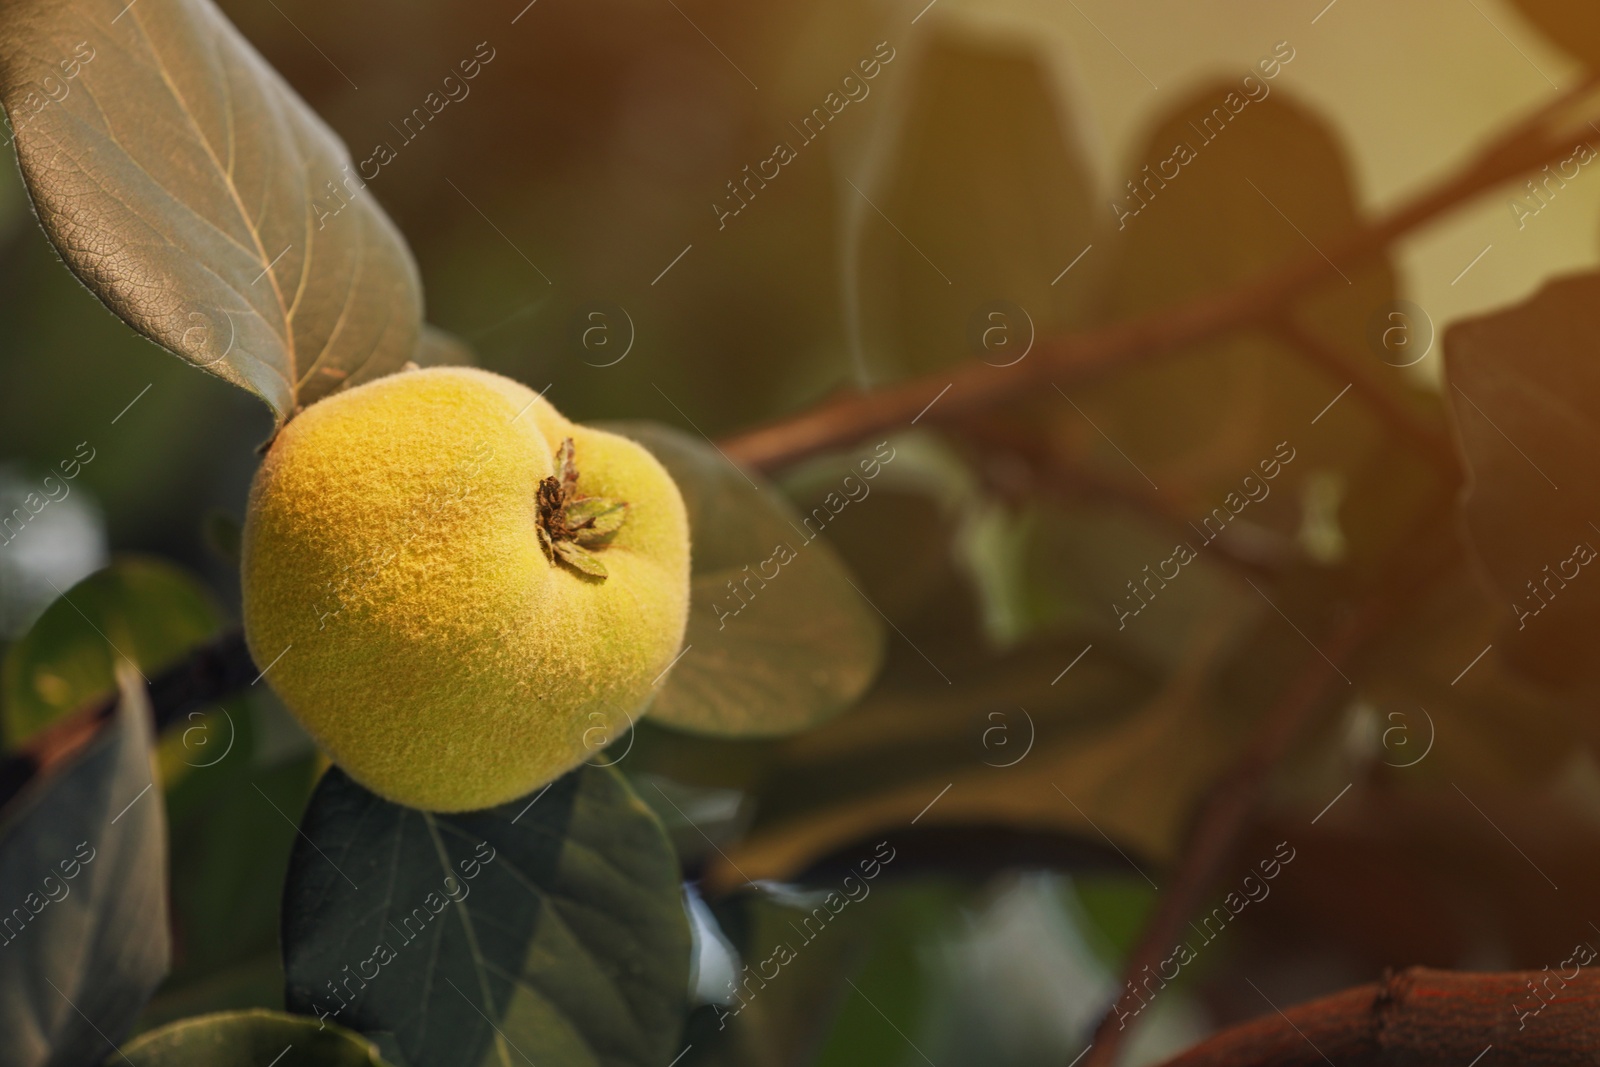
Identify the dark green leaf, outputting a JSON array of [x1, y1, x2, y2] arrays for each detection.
[[0, 0, 422, 421], [1083, 82, 1416, 519], [603, 422, 885, 738], [282, 764, 691, 1067], [201, 509, 243, 566], [117, 1009, 393, 1066], [0, 664, 168, 1067], [703, 633, 1238, 889], [2, 556, 221, 747], [856, 29, 1099, 378], [1444, 272, 1600, 687], [164, 741, 321, 991]]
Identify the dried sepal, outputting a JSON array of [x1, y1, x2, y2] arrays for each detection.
[[533, 439, 628, 580], [556, 437, 579, 495], [567, 498, 629, 545]]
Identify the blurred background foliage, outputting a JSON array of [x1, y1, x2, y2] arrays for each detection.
[[7, 0, 1600, 1064]]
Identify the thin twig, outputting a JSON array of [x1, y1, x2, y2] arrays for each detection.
[[1077, 604, 1380, 1067]]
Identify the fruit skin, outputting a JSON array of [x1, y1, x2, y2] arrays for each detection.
[[241, 368, 690, 811]]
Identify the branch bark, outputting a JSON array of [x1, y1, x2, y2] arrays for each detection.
[[1079, 484, 1464, 1067], [0, 627, 254, 809], [1152, 966, 1600, 1067], [1077, 603, 1380, 1067]]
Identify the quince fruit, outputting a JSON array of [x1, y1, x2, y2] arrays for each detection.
[[241, 368, 690, 811]]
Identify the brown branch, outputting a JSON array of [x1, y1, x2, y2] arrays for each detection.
[[1152, 966, 1600, 1067], [1266, 313, 1460, 480], [1078, 602, 1382, 1067], [1079, 492, 1464, 1067], [955, 416, 1294, 576], [0, 627, 255, 808], [721, 74, 1600, 473]]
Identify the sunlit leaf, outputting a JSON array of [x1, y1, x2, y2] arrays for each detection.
[[567, 497, 629, 542], [0, 663, 168, 1067], [117, 1009, 393, 1066], [605, 422, 885, 738], [0, 0, 422, 420], [1, 556, 221, 747], [282, 764, 691, 1067]]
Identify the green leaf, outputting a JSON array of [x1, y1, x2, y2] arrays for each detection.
[[0, 663, 168, 1067], [1444, 272, 1600, 688], [2, 556, 221, 747], [1044, 80, 1458, 637], [281, 764, 691, 1067], [603, 422, 886, 738], [0, 0, 422, 421], [1082, 83, 1419, 515], [855, 29, 1099, 378], [117, 1009, 394, 1066], [164, 742, 321, 991], [703, 632, 1238, 889]]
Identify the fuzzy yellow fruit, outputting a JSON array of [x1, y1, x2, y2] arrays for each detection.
[[241, 367, 690, 811]]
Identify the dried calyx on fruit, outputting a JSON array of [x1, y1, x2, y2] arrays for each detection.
[[535, 438, 629, 579]]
